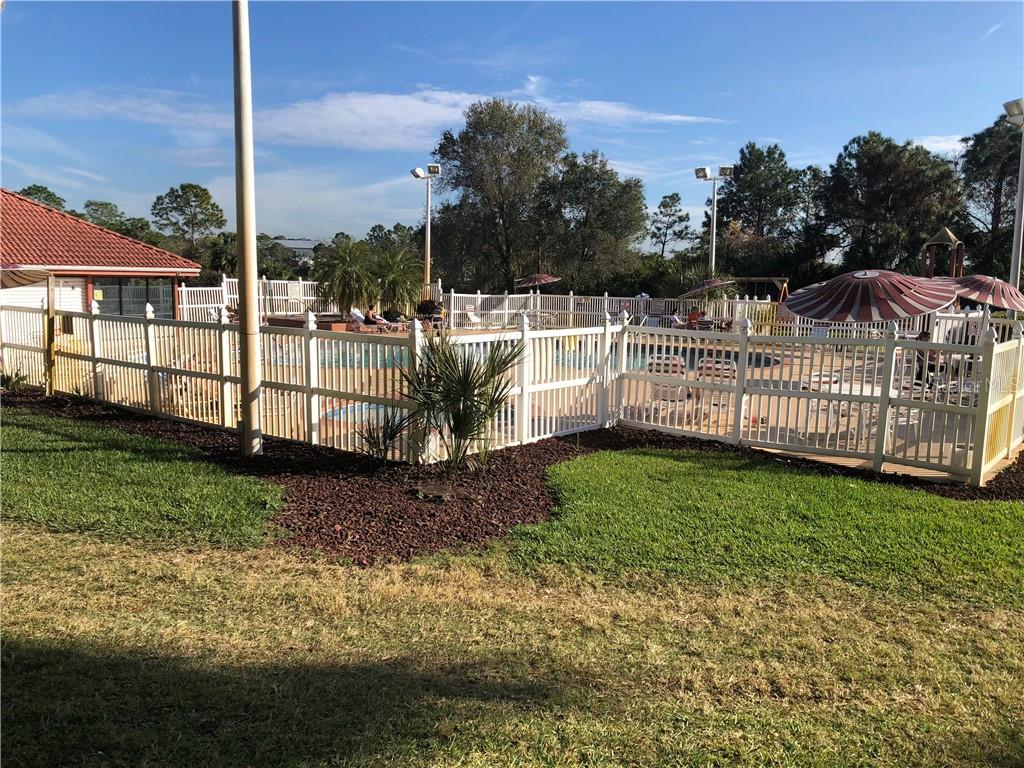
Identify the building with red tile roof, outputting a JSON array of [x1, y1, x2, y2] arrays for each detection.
[[0, 188, 201, 318]]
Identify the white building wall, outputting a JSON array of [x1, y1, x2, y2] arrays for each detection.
[[0, 278, 86, 311]]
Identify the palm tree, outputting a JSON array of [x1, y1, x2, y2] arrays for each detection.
[[312, 240, 376, 315], [374, 246, 422, 313], [207, 231, 238, 277]]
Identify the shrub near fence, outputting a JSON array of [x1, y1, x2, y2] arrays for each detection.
[[3, 303, 1023, 485]]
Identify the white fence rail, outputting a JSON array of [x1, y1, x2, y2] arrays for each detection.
[[4, 302, 1023, 486]]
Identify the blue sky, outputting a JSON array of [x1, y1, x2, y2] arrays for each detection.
[[2, 1, 1022, 239]]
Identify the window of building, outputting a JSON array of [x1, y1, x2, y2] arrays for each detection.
[[92, 278, 174, 319]]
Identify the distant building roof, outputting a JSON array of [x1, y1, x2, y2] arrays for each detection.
[[274, 238, 322, 251], [0, 188, 201, 275]]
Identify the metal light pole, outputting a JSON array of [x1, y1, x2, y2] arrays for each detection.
[[233, 0, 262, 455], [411, 164, 440, 298], [1004, 98, 1024, 289], [695, 164, 734, 274]]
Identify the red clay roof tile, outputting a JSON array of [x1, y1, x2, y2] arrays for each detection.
[[0, 188, 201, 274]]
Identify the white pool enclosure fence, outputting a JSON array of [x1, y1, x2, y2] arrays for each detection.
[[4, 294, 1024, 486]]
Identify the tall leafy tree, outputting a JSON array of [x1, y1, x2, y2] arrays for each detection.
[[434, 99, 568, 291], [536, 150, 647, 289], [826, 132, 962, 271], [366, 223, 419, 254], [256, 234, 305, 280], [206, 232, 238, 276], [713, 143, 802, 276], [957, 117, 1021, 275], [150, 183, 226, 250], [648, 193, 692, 259], [83, 200, 124, 230], [18, 184, 65, 210]]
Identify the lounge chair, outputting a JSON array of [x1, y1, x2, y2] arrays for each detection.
[[349, 308, 390, 333]]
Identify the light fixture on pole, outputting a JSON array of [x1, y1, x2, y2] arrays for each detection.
[[1004, 98, 1024, 290], [695, 164, 734, 273], [411, 163, 441, 297]]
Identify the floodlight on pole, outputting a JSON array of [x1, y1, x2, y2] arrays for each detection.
[[695, 164, 733, 273], [411, 163, 441, 296], [1004, 98, 1024, 290]]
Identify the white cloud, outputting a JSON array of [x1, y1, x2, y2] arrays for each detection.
[[256, 89, 478, 150], [912, 135, 965, 155], [2, 123, 93, 164], [2, 155, 90, 191], [11, 88, 231, 135], [981, 22, 1003, 41], [10, 80, 728, 152], [59, 166, 107, 182], [205, 168, 424, 239]]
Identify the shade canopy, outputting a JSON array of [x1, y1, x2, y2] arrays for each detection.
[[515, 273, 561, 289], [947, 274, 1024, 312], [1, 268, 52, 289], [679, 278, 736, 299], [785, 270, 957, 323]]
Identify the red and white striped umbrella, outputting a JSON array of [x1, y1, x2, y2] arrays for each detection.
[[785, 270, 957, 323], [948, 274, 1024, 312]]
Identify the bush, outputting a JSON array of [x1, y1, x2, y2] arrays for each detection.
[[416, 299, 441, 317]]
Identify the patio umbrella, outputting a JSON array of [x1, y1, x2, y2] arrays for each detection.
[[943, 274, 1024, 312], [679, 278, 736, 299], [785, 269, 957, 323], [515, 273, 561, 289]]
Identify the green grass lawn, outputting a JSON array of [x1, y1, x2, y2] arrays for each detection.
[[3, 409, 1023, 767], [1, 407, 282, 547], [505, 449, 1024, 606]]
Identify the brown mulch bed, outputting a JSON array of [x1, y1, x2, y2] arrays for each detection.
[[4, 391, 1023, 565]]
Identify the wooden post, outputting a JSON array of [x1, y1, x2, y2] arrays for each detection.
[[872, 322, 899, 472], [218, 306, 233, 428], [970, 328, 999, 486], [731, 318, 752, 444], [89, 300, 105, 400], [304, 311, 320, 445], [516, 313, 532, 444], [44, 278, 56, 395], [1004, 322, 1024, 459], [144, 303, 160, 413]]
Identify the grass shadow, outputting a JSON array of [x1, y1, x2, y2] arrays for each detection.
[[2, 637, 578, 767]]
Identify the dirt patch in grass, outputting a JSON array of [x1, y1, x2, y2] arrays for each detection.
[[4, 391, 1023, 565]]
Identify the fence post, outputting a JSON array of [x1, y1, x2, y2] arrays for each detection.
[[144, 303, 160, 414], [408, 319, 431, 463], [304, 311, 320, 445], [1004, 322, 1024, 459], [449, 288, 456, 329], [569, 291, 575, 328], [872, 322, 899, 472], [599, 312, 612, 427], [603, 292, 609, 317], [731, 319, 752, 444], [43, 283, 56, 395], [89, 300, 105, 400], [516, 314, 532, 444], [970, 328, 999, 486], [218, 306, 233, 428], [615, 309, 630, 424]]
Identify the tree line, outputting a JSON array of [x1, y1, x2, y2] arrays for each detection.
[[16, 100, 1019, 304]]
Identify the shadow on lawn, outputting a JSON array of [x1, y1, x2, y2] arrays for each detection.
[[2, 637, 576, 767]]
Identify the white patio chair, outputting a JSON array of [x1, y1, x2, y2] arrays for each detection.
[[645, 354, 689, 421]]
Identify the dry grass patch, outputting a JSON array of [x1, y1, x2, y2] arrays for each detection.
[[4, 526, 1023, 767]]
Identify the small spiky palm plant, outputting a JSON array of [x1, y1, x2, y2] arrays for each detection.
[[403, 333, 522, 475]]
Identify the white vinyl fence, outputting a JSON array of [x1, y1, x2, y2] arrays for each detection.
[[4, 302, 1023, 485]]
